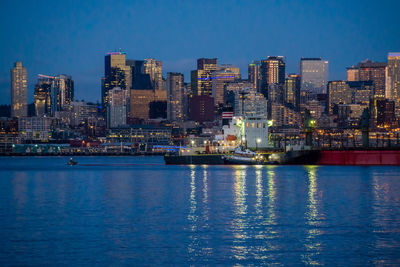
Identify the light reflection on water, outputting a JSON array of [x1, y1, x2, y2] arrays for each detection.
[[1, 157, 400, 265], [303, 166, 323, 266]]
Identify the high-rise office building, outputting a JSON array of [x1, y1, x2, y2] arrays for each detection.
[[248, 61, 261, 91], [260, 56, 285, 97], [10, 62, 27, 118], [211, 66, 240, 106], [107, 87, 127, 128], [102, 52, 131, 108], [284, 74, 301, 111], [234, 88, 268, 118], [191, 58, 218, 97], [55, 74, 74, 108], [167, 72, 185, 122], [347, 66, 359, 82], [143, 59, 163, 91], [300, 58, 329, 94], [33, 74, 74, 116], [328, 81, 352, 114], [358, 60, 386, 98], [386, 53, 400, 106]]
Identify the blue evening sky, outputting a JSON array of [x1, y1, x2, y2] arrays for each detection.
[[0, 0, 399, 104]]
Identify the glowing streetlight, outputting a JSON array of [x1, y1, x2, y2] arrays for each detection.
[[256, 138, 261, 151]]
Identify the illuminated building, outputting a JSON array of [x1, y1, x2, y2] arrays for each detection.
[[10, 62, 27, 118], [167, 72, 185, 122], [260, 56, 285, 97], [191, 58, 218, 97], [268, 83, 284, 104], [358, 60, 386, 98], [270, 104, 301, 127], [211, 68, 238, 105], [143, 59, 163, 91], [234, 88, 268, 118], [18, 116, 54, 141], [328, 81, 352, 114], [300, 58, 329, 94], [102, 51, 131, 108], [386, 53, 400, 113], [225, 81, 253, 94], [347, 66, 359, 81], [130, 89, 155, 120], [375, 99, 395, 127], [285, 74, 301, 111], [70, 101, 98, 126], [107, 87, 127, 128], [306, 100, 324, 119], [347, 81, 373, 105], [248, 61, 261, 91], [34, 74, 74, 116]]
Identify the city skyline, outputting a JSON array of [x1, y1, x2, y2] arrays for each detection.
[[1, 0, 399, 104]]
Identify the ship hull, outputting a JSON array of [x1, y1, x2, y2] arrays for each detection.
[[283, 149, 400, 166]]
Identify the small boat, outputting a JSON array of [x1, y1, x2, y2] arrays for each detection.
[[67, 158, 78, 166], [223, 147, 266, 165]]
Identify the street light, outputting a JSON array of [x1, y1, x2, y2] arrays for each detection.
[[256, 138, 261, 151]]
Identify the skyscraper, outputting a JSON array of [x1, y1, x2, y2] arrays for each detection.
[[328, 81, 352, 114], [347, 66, 359, 82], [358, 60, 386, 98], [300, 58, 329, 94], [107, 87, 127, 128], [102, 52, 131, 108], [211, 65, 240, 106], [248, 61, 261, 91], [284, 74, 301, 111], [55, 74, 74, 109], [260, 56, 285, 97], [386, 53, 400, 107], [167, 72, 185, 122], [191, 58, 218, 97], [143, 59, 163, 91], [10, 62, 27, 118]]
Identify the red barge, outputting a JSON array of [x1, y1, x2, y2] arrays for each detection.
[[283, 149, 400, 166]]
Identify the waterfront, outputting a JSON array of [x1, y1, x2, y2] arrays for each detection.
[[1, 157, 400, 265]]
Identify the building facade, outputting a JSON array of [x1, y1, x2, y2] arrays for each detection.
[[191, 58, 218, 97], [10, 62, 27, 118], [300, 58, 329, 94], [358, 60, 386, 98], [386, 53, 400, 113], [167, 72, 185, 122], [260, 56, 285, 97], [248, 61, 261, 91]]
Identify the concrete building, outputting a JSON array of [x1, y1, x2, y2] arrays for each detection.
[[107, 87, 127, 128], [234, 88, 268, 118], [70, 101, 98, 126], [328, 81, 352, 114], [10, 62, 27, 118], [270, 104, 301, 127], [358, 60, 386, 98], [167, 72, 185, 122], [347, 66, 359, 81], [188, 95, 215, 122], [248, 61, 261, 91], [300, 58, 329, 94], [18, 117, 54, 141], [191, 58, 218, 97], [211, 68, 237, 105]]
